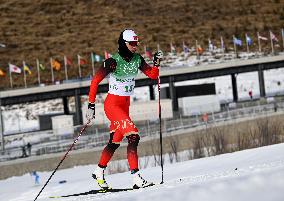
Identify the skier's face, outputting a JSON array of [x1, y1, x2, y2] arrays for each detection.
[[126, 41, 138, 53]]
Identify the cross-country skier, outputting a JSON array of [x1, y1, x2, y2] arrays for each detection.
[[87, 29, 163, 189]]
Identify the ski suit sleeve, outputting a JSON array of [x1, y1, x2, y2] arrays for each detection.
[[88, 58, 117, 103], [139, 55, 159, 79]]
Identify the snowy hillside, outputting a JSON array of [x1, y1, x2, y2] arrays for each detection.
[[1, 143, 284, 201]]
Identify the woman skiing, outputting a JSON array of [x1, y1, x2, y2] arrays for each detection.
[[87, 29, 163, 189]]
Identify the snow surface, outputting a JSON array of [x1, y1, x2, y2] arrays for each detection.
[[1, 143, 284, 201]]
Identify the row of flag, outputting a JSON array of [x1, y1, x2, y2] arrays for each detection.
[[232, 30, 281, 54], [145, 29, 284, 57], [1, 29, 284, 88], [0, 52, 111, 88]]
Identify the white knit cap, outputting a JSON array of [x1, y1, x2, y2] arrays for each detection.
[[122, 29, 138, 42]]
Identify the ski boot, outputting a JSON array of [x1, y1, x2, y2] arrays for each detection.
[[132, 171, 154, 189], [92, 166, 110, 190]]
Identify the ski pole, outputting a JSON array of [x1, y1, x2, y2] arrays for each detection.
[[157, 64, 164, 184], [33, 119, 91, 201]]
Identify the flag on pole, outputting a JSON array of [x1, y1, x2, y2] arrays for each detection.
[[51, 59, 61, 71], [104, 51, 112, 59], [22, 61, 27, 88], [63, 56, 70, 80], [270, 31, 279, 42], [245, 34, 252, 53], [245, 34, 253, 46], [208, 38, 214, 51], [39, 62, 45, 70], [197, 45, 203, 54], [92, 53, 103, 62], [232, 35, 240, 57], [195, 40, 203, 55], [233, 37, 242, 46], [269, 31, 278, 54], [50, 58, 55, 83], [0, 68, 5, 77], [65, 57, 72, 65], [258, 35, 268, 41], [36, 59, 41, 85], [9, 63, 21, 73], [182, 41, 190, 53], [95, 54, 103, 62], [220, 36, 225, 51], [78, 55, 87, 65], [170, 42, 176, 54], [24, 64, 32, 75], [257, 32, 268, 52]]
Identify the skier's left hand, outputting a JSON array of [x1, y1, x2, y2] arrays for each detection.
[[86, 102, 95, 122], [153, 50, 163, 67]]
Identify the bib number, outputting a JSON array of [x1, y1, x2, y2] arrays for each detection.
[[125, 85, 134, 93]]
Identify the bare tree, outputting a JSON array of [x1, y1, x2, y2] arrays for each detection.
[[168, 135, 180, 163], [192, 134, 205, 159], [150, 140, 161, 166]]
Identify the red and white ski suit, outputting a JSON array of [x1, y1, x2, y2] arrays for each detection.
[[88, 55, 159, 170]]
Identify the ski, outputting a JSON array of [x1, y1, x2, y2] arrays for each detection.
[[49, 183, 155, 198]]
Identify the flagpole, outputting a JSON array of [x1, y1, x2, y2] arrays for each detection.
[[64, 56, 68, 81], [0, 98, 4, 151], [77, 55, 82, 78], [270, 31, 275, 55], [196, 40, 199, 60], [157, 43, 160, 51], [220, 36, 225, 55], [50, 58, 54, 84], [257, 32, 261, 53], [9, 63, 13, 88], [281, 28, 284, 52], [182, 41, 187, 56], [245, 33, 249, 53], [36, 59, 41, 85], [91, 53, 95, 76], [23, 61, 27, 88], [233, 35, 237, 58]]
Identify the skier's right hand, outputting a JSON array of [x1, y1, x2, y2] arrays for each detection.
[[86, 102, 95, 122]]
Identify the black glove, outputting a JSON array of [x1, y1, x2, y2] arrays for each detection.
[[153, 50, 164, 66], [86, 102, 95, 121]]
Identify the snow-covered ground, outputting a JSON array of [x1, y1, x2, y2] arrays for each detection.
[[1, 143, 284, 201]]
